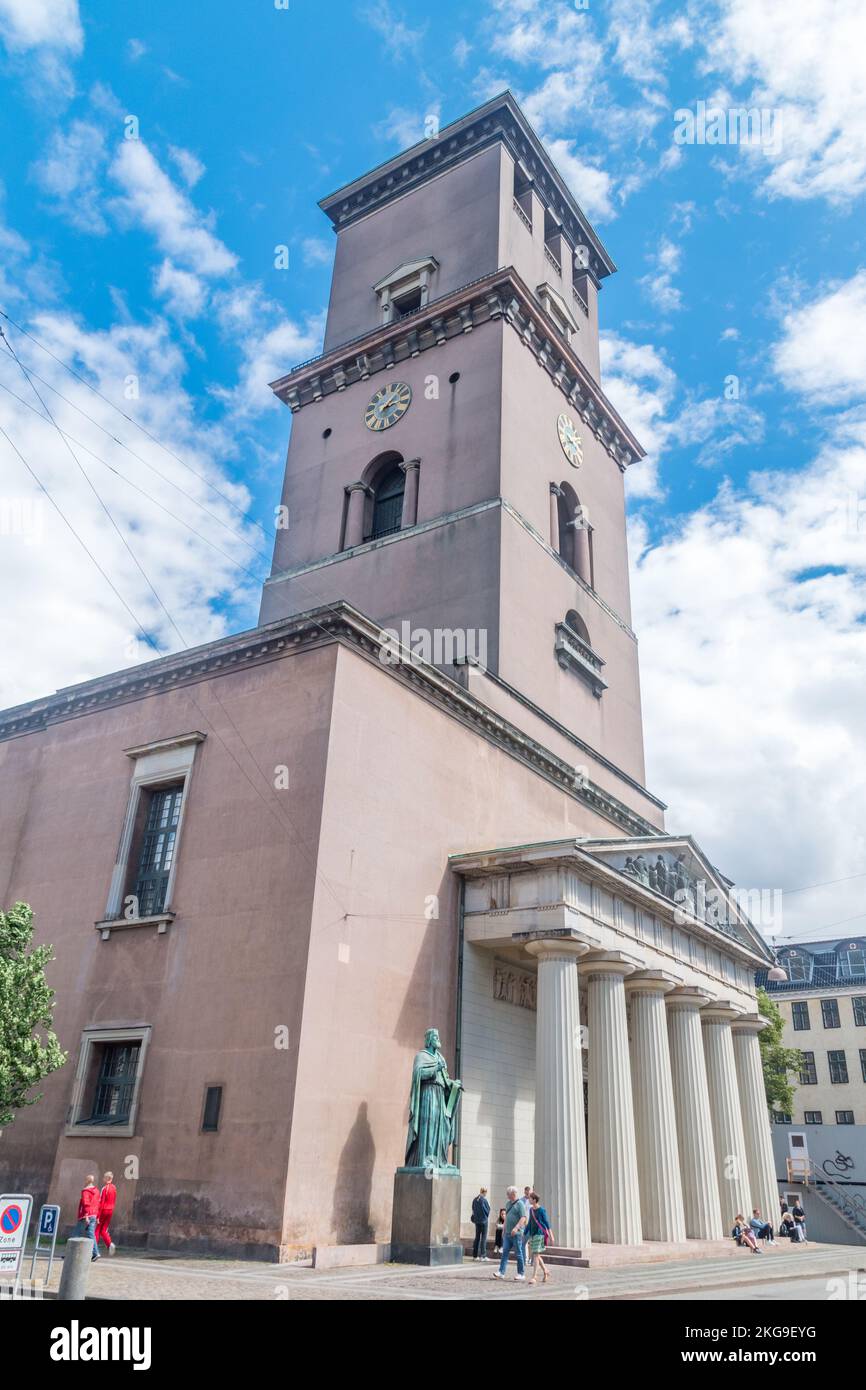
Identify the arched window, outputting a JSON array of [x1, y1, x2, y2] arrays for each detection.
[[368, 458, 405, 540], [556, 481, 593, 587], [565, 609, 591, 647]]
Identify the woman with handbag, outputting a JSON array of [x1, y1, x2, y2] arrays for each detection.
[[526, 1192, 553, 1284]]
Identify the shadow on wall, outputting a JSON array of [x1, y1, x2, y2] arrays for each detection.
[[392, 877, 457, 1050], [331, 1101, 376, 1244]]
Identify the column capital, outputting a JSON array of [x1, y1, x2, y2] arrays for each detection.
[[730, 1012, 769, 1035], [665, 986, 712, 1011], [345, 480, 373, 496], [399, 458, 421, 474], [523, 929, 597, 962], [580, 949, 643, 979], [700, 999, 742, 1023], [549, 481, 564, 497], [625, 969, 682, 995]]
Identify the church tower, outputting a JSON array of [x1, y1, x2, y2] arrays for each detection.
[[261, 93, 661, 828]]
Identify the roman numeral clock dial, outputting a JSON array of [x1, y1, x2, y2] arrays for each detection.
[[364, 381, 412, 431]]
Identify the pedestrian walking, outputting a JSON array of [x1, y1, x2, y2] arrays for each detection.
[[492, 1187, 528, 1280], [75, 1174, 100, 1261], [471, 1186, 490, 1260], [526, 1192, 553, 1284], [95, 1171, 117, 1256]]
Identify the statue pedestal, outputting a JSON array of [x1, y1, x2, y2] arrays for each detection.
[[390, 1170, 463, 1265]]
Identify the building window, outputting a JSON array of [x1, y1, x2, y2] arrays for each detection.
[[791, 1000, 810, 1031], [772, 1111, 792, 1124], [835, 1111, 855, 1125], [555, 481, 593, 586], [804, 1111, 823, 1124], [132, 785, 183, 917], [555, 611, 607, 698], [99, 732, 204, 936], [860, 1048, 866, 1083], [373, 256, 438, 325], [828, 1050, 848, 1084], [201, 1085, 223, 1133], [853, 997, 866, 1026], [822, 998, 841, 1029], [67, 1026, 151, 1137], [369, 463, 405, 540], [843, 944, 866, 979], [799, 1051, 817, 1085], [786, 950, 811, 982]]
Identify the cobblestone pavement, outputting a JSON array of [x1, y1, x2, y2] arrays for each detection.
[[21, 1242, 866, 1301]]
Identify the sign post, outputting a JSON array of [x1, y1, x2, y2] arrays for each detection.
[[0, 1193, 33, 1295], [29, 1203, 61, 1285]]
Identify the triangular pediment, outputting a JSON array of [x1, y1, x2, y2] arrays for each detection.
[[373, 256, 438, 293], [579, 834, 772, 959]]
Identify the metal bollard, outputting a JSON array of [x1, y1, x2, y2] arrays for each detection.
[[57, 1237, 93, 1300]]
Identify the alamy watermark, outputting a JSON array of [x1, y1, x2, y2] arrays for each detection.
[[674, 101, 783, 152], [378, 622, 488, 671]]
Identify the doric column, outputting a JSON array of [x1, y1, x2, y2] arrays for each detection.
[[582, 952, 643, 1245], [626, 972, 686, 1242], [343, 482, 371, 549], [399, 459, 421, 528], [701, 1002, 752, 1225], [573, 516, 592, 586], [732, 1015, 779, 1225], [549, 483, 562, 550], [666, 988, 724, 1239], [525, 938, 592, 1250]]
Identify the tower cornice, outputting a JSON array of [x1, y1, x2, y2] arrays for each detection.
[[319, 91, 615, 284], [269, 266, 645, 471]]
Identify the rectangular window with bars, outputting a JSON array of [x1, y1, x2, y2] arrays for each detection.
[[799, 1051, 818, 1085], [854, 997, 866, 1027], [828, 1049, 848, 1084], [821, 998, 841, 1029], [132, 784, 183, 917], [791, 1001, 810, 1031], [84, 1042, 141, 1125]]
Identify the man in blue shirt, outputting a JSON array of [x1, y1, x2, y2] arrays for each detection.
[[471, 1187, 491, 1260], [493, 1186, 528, 1280], [749, 1208, 775, 1245]]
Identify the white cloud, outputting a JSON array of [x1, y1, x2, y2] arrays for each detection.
[[361, 2, 426, 59], [168, 145, 205, 188], [602, 331, 677, 496], [302, 238, 333, 268], [632, 421, 866, 930], [0, 311, 262, 708], [153, 259, 208, 318], [773, 271, 866, 405], [700, 0, 866, 203], [374, 106, 440, 150], [639, 235, 683, 313], [0, 0, 82, 52], [543, 137, 615, 222], [110, 140, 236, 277], [211, 286, 324, 417], [31, 120, 108, 234], [127, 38, 147, 62]]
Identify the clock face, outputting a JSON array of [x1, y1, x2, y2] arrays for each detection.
[[364, 381, 412, 432], [557, 412, 583, 467]]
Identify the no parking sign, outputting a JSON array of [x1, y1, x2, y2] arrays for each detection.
[[0, 1193, 33, 1288]]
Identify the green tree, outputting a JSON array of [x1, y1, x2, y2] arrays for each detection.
[[757, 986, 802, 1114], [0, 902, 66, 1128]]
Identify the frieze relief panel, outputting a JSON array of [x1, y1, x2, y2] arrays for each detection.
[[494, 962, 537, 1011]]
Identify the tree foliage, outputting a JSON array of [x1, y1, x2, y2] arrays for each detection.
[[757, 986, 802, 1114], [0, 902, 66, 1128]]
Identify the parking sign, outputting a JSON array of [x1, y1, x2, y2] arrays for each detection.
[[0, 1194, 33, 1289]]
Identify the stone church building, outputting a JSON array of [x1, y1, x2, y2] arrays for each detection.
[[0, 94, 778, 1259]]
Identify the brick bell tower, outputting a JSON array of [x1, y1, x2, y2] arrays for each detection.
[[260, 92, 662, 827]]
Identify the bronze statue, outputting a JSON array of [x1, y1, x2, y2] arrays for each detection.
[[403, 1027, 462, 1173]]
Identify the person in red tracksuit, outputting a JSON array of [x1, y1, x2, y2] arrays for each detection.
[[95, 1171, 117, 1257], [76, 1174, 100, 1260]]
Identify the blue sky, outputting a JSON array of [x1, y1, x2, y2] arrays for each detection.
[[1, 0, 865, 938]]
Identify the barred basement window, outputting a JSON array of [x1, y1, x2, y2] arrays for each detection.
[[828, 1049, 848, 1084], [84, 1042, 142, 1125], [132, 785, 183, 917], [791, 1000, 810, 1031], [202, 1085, 223, 1133]]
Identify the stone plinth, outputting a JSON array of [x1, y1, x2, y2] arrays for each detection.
[[390, 1170, 463, 1265]]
